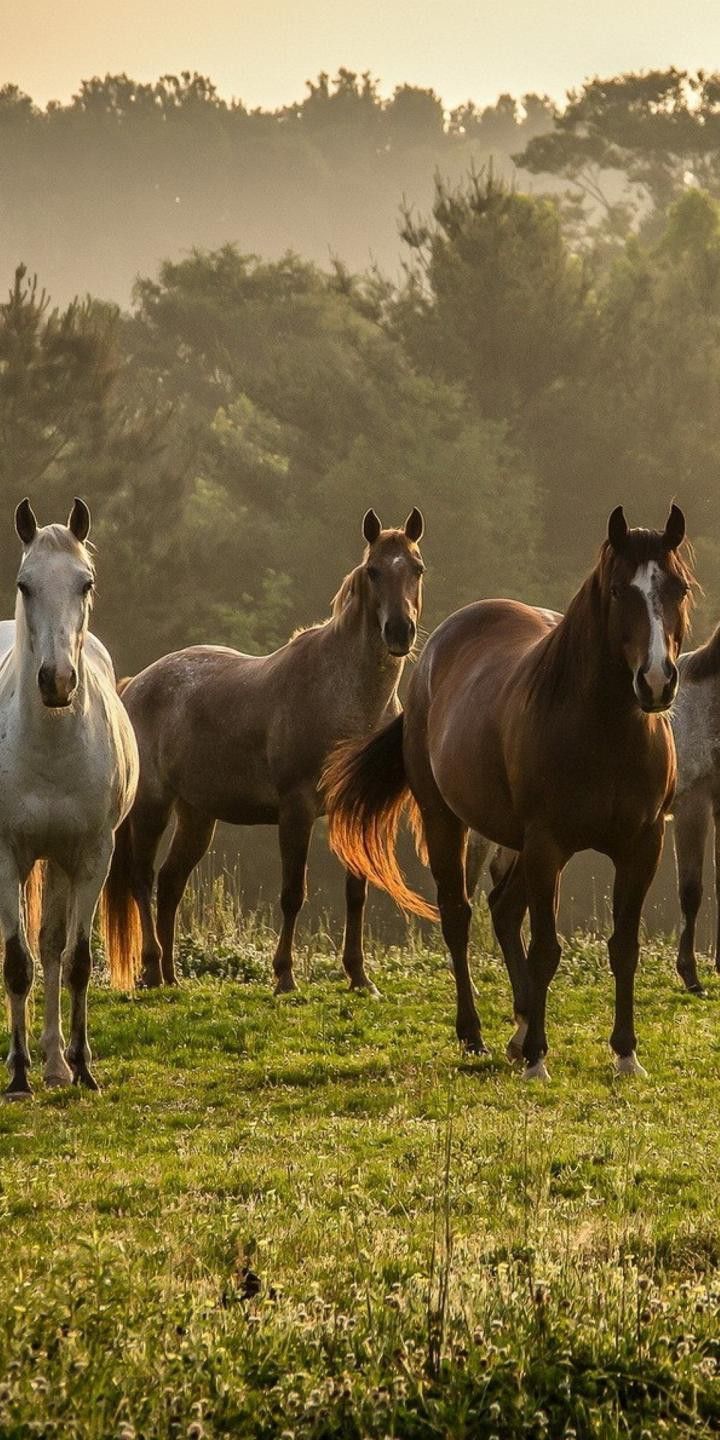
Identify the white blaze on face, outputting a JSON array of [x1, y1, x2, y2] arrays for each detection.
[[631, 561, 668, 701]]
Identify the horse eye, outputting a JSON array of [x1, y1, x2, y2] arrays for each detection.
[[17, 581, 31, 598], [415, 564, 425, 577], [366, 566, 380, 582], [82, 580, 94, 596], [610, 584, 620, 599]]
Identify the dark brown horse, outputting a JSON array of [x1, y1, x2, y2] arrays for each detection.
[[102, 509, 425, 993], [325, 507, 694, 1078]]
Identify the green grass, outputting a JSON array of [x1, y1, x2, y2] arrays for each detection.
[[2, 911, 720, 1438]]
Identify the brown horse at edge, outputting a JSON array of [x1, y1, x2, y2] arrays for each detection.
[[102, 509, 425, 993], [324, 506, 694, 1077]]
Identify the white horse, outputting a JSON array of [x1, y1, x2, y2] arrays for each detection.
[[0, 498, 138, 1097]]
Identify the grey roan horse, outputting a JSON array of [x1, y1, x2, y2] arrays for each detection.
[[102, 509, 425, 994], [672, 633, 720, 993]]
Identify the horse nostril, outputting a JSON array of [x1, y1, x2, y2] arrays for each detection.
[[37, 663, 77, 705], [383, 619, 414, 655]]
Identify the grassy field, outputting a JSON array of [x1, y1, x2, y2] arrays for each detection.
[[2, 896, 720, 1439]]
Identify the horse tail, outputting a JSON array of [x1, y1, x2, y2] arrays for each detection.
[[100, 818, 141, 989], [323, 714, 438, 920], [24, 862, 44, 955]]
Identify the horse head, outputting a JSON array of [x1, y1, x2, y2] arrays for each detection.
[[604, 503, 693, 713], [359, 507, 425, 657], [14, 497, 95, 709]]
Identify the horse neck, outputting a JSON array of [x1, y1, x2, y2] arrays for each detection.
[[327, 589, 404, 714], [543, 574, 634, 718]]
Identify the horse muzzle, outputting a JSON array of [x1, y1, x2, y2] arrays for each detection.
[[634, 660, 678, 714], [382, 618, 416, 657], [38, 663, 78, 709]]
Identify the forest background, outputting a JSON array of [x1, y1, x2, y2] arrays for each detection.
[[2, 68, 719, 926]]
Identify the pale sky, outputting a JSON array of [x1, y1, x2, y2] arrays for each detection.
[[4, 0, 720, 112]]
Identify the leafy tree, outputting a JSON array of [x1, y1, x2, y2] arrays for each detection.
[[0, 264, 117, 490], [396, 171, 593, 420], [0, 72, 553, 305], [123, 246, 542, 651], [516, 70, 720, 237]]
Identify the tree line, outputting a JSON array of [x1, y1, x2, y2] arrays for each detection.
[[2, 67, 720, 678]]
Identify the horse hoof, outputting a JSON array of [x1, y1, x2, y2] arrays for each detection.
[[274, 975, 298, 996], [72, 1067, 101, 1093], [137, 970, 162, 990], [613, 1051, 648, 1078], [506, 1018, 528, 1064], [349, 977, 382, 998], [522, 1059, 550, 1082], [3, 1079, 32, 1100], [686, 982, 707, 998], [43, 1063, 73, 1087], [678, 967, 704, 995], [459, 1035, 489, 1056]]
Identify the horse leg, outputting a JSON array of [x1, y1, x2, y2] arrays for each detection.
[[63, 840, 114, 1091], [273, 793, 314, 995], [488, 855, 529, 1063], [39, 861, 73, 1086], [423, 807, 485, 1053], [465, 833, 491, 901], [674, 788, 710, 994], [129, 803, 170, 989], [609, 825, 664, 1075], [0, 849, 34, 1099], [341, 871, 379, 995], [156, 803, 216, 985], [713, 807, 720, 975], [522, 835, 564, 1080]]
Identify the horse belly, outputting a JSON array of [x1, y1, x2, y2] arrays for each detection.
[[173, 743, 280, 826], [428, 709, 524, 851]]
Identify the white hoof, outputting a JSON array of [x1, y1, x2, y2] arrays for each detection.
[[613, 1051, 648, 1078], [522, 1059, 550, 1082], [506, 1018, 528, 1064], [43, 1058, 73, 1087]]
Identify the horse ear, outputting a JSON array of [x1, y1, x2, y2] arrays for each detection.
[[663, 503, 685, 551], [404, 507, 424, 542], [15, 498, 37, 546], [607, 505, 628, 551], [68, 497, 91, 543], [362, 509, 381, 544]]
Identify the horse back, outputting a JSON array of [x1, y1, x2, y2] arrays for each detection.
[[119, 640, 354, 823]]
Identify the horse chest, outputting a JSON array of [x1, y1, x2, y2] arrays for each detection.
[[523, 728, 671, 852], [0, 728, 114, 843]]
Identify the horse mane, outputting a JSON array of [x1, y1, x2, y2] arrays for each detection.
[[289, 566, 364, 643], [527, 533, 696, 711], [331, 566, 363, 622]]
